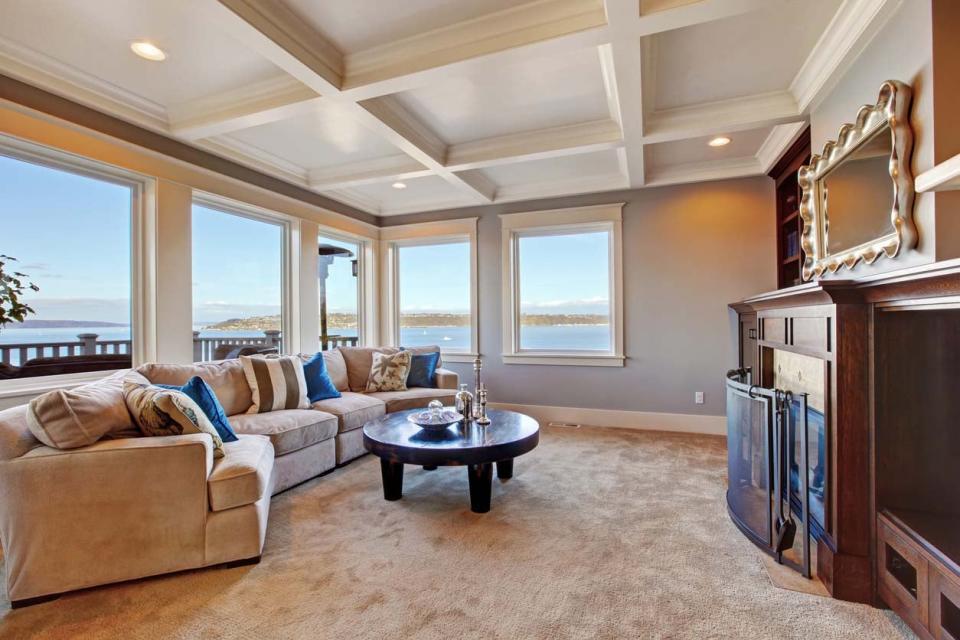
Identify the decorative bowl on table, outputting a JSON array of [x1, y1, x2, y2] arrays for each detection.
[[407, 405, 464, 431]]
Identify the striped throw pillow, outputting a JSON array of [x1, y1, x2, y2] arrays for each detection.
[[240, 355, 309, 414]]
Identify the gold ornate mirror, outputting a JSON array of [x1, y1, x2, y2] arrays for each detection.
[[799, 80, 916, 280]]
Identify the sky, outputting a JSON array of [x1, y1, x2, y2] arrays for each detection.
[[1, 153, 610, 325]]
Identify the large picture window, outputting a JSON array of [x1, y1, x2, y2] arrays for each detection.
[[381, 218, 478, 360], [0, 151, 137, 379], [501, 204, 624, 366], [191, 202, 285, 361]]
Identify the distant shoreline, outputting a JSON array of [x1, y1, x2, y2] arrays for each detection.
[[8, 320, 129, 329], [205, 312, 609, 331]]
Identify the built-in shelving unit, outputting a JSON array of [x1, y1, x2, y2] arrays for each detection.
[[916, 153, 960, 192], [769, 128, 811, 289]]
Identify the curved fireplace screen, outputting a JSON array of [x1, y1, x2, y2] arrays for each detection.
[[726, 368, 812, 577]]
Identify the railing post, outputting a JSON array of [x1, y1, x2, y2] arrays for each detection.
[[193, 331, 203, 362], [264, 330, 281, 352], [77, 333, 98, 356]]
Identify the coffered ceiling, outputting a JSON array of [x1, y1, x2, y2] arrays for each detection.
[[0, 0, 900, 217]]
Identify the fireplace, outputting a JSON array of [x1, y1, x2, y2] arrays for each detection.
[[726, 362, 821, 577]]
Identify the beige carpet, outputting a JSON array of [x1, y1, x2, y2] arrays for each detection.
[[0, 426, 914, 640]]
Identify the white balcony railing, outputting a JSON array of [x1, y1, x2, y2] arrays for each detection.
[[0, 331, 360, 367]]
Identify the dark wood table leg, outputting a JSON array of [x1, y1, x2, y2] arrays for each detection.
[[497, 459, 514, 480], [380, 459, 404, 501], [423, 464, 438, 471], [467, 463, 492, 513]]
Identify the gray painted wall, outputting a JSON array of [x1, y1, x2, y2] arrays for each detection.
[[384, 176, 776, 417]]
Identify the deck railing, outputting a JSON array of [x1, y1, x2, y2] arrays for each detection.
[[0, 331, 361, 366]]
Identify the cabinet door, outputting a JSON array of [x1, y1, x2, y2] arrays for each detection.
[[931, 569, 960, 640], [878, 518, 929, 628]]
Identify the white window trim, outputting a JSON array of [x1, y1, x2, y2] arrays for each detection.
[[379, 218, 478, 362], [317, 225, 376, 347], [500, 203, 625, 367], [192, 192, 297, 354], [0, 135, 156, 391]]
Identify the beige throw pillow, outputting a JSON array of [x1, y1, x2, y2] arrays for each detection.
[[26, 374, 136, 450], [240, 355, 309, 414], [123, 382, 225, 458], [366, 351, 412, 392]]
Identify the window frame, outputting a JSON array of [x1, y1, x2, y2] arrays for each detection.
[[191, 193, 296, 355], [379, 218, 478, 362], [500, 204, 625, 367], [0, 134, 155, 396], [316, 226, 372, 347]]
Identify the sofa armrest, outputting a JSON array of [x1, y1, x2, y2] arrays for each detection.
[[0, 434, 214, 601], [434, 367, 459, 390]]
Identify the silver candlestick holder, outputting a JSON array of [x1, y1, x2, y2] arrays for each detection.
[[475, 385, 491, 425]]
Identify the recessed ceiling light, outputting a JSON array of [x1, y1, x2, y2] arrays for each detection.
[[130, 41, 167, 61], [392, 182, 407, 190], [708, 136, 731, 147]]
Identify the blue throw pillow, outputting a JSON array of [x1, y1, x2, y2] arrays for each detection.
[[157, 376, 238, 442], [303, 352, 342, 403], [406, 351, 440, 388]]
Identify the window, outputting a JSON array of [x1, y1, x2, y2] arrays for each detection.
[[191, 202, 285, 361], [318, 233, 361, 350], [501, 204, 624, 366], [381, 219, 478, 360], [0, 150, 139, 379]]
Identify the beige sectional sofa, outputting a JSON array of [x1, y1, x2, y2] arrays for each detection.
[[0, 346, 457, 606]]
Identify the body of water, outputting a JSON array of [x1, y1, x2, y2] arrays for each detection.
[[0, 324, 610, 366]]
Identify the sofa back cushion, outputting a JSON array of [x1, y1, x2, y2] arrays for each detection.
[[24, 370, 137, 451], [138, 359, 252, 416], [240, 355, 309, 414], [339, 347, 399, 392], [321, 349, 349, 392]]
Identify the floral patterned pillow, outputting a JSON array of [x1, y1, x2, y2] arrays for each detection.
[[365, 351, 412, 392]]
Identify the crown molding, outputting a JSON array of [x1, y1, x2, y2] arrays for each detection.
[[755, 121, 809, 174], [493, 172, 629, 203], [197, 136, 308, 186], [789, 0, 901, 113], [308, 155, 431, 190], [0, 36, 168, 131], [168, 75, 320, 140]]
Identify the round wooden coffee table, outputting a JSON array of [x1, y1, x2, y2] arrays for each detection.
[[362, 408, 539, 513]]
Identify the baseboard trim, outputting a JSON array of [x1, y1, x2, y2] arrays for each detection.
[[489, 402, 726, 436]]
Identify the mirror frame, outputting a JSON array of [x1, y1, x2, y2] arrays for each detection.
[[799, 80, 916, 281]]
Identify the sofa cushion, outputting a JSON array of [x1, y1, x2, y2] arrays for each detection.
[[339, 347, 398, 392], [24, 370, 134, 450], [229, 409, 337, 455], [240, 355, 310, 414], [138, 360, 252, 416], [124, 382, 225, 458], [406, 351, 440, 388], [156, 376, 238, 442], [322, 349, 349, 392], [367, 388, 459, 413], [301, 352, 341, 402], [365, 351, 411, 392], [208, 435, 274, 512], [311, 392, 385, 433]]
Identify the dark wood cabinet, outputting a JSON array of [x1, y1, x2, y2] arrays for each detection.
[[769, 128, 811, 289], [729, 261, 960, 619]]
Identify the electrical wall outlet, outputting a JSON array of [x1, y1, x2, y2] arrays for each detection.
[[695, 391, 704, 405]]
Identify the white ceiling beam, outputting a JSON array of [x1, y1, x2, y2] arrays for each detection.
[[599, 36, 646, 186], [341, 0, 608, 93], [642, 91, 801, 144], [644, 157, 762, 187], [308, 156, 431, 191], [445, 119, 623, 170], [168, 76, 321, 140], [630, 0, 789, 37], [790, 0, 901, 113]]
